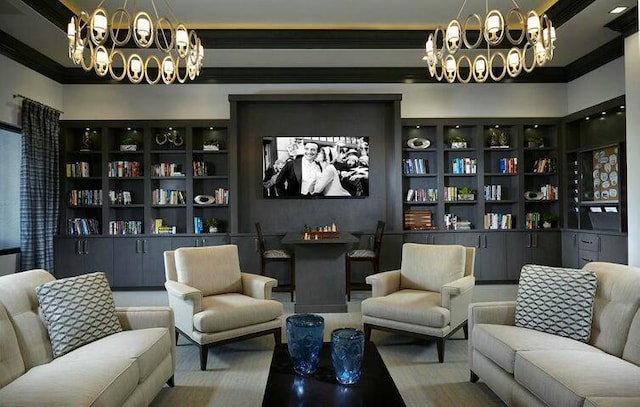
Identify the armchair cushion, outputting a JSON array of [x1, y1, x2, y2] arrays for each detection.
[[35, 272, 122, 358], [361, 289, 450, 328], [174, 245, 243, 296], [400, 243, 466, 292], [194, 293, 283, 333], [515, 264, 597, 343]]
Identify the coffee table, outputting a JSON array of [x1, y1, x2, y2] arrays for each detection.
[[262, 342, 405, 406]]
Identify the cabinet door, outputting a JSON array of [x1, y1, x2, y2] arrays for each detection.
[[598, 234, 628, 264], [455, 233, 507, 282], [431, 233, 457, 245], [505, 232, 534, 281], [561, 232, 580, 268], [532, 232, 561, 267], [200, 235, 230, 247], [403, 233, 429, 244], [54, 238, 85, 279], [142, 238, 172, 287], [112, 238, 143, 287], [83, 239, 114, 284]]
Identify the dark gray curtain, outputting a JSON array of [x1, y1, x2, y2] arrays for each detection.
[[20, 99, 60, 272]]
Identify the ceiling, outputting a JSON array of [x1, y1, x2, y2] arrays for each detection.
[[0, 0, 637, 83]]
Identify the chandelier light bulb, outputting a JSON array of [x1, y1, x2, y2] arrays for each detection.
[[475, 59, 486, 74], [486, 15, 500, 34], [508, 52, 519, 67], [527, 15, 540, 35], [163, 58, 175, 75], [93, 14, 107, 34], [96, 48, 108, 67], [67, 17, 76, 39], [445, 58, 456, 73], [176, 28, 188, 47], [130, 59, 142, 74], [447, 25, 460, 43], [543, 26, 556, 42], [136, 17, 151, 39]]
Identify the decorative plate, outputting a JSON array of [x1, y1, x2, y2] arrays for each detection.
[[407, 137, 431, 149]]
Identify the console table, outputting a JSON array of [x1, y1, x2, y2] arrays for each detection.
[[281, 232, 359, 313]]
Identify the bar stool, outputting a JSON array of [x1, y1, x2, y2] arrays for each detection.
[[255, 222, 295, 302], [346, 220, 385, 301]]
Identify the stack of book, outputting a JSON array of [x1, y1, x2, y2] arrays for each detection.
[[69, 189, 102, 206], [540, 184, 558, 200], [152, 162, 182, 177], [454, 220, 472, 230], [193, 161, 210, 176], [108, 161, 141, 177], [108, 220, 143, 235], [152, 189, 186, 205], [403, 158, 429, 175], [498, 157, 518, 174], [484, 213, 513, 229], [532, 157, 556, 173], [406, 188, 438, 202], [66, 218, 100, 235], [526, 212, 541, 229], [451, 158, 476, 174], [484, 185, 503, 200], [66, 162, 90, 178], [151, 219, 176, 234]]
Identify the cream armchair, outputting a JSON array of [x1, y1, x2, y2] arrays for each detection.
[[164, 245, 283, 370], [362, 243, 475, 363]]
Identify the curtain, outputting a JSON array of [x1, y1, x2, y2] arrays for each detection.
[[20, 99, 60, 272]]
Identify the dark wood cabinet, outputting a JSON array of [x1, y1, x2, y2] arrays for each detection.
[[112, 237, 171, 288], [506, 231, 561, 280], [455, 232, 507, 282], [55, 237, 114, 283]]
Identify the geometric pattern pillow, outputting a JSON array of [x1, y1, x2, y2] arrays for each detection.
[[515, 264, 597, 343], [35, 272, 122, 358]]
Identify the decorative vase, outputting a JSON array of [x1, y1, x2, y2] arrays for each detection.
[[451, 141, 467, 149], [208, 226, 218, 233], [543, 221, 552, 229], [331, 328, 365, 385], [286, 314, 324, 375]]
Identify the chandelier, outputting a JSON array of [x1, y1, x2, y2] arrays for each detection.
[[423, 1, 556, 83], [66, 0, 204, 84]]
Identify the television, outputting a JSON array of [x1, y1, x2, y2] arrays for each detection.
[[262, 136, 369, 198]]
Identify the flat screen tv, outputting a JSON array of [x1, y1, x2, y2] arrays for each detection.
[[262, 136, 369, 198]]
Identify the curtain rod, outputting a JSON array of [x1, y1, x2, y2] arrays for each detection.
[[13, 94, 64, 115]]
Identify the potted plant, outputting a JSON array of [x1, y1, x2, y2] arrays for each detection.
[[526, 134, 545, 148], [449, 135, 467, 149], [203, 139, 222, 151], [542, 213, 558, 228], [204, 218, 219, 233], [120, 135, 138, 151], [458, 187, 476, 201]]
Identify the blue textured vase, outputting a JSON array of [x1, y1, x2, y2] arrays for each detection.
[[331, 328, 365, 385], [286, 314, 324, 375]]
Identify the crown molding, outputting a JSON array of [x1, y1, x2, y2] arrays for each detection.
[[20, 0, 73, 31], [565, 37, 624, 82], [0, 29, 63, 82], [545, 0, 596, 27]]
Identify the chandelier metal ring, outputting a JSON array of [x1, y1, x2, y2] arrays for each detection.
[[108, 49, 127, 81], [109, 9, 131, 46], [489, 51, 507, 81], [145, 55, 163, 85], [126, 53, 144, 84], [462, 14, 483, 49], [484, 10, 505, 46], [456, 55, 473, 84], [522, 42, 537, 73], [505, 9, 526, 45], [155, 17, 176, 53]]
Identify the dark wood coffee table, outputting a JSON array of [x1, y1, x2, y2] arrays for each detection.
[[262, 342, 405, 406]]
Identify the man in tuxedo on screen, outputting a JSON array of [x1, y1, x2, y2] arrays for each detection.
[[272, 141, 321, 196]]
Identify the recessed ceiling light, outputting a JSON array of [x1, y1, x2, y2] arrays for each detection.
[[534, 124, 539, 128], [621, 105, 625, 109], [455, 125, 460, 129], [609, 6, 628, 14], [416, 125, 421, 129], [602, 111, 606, 115], [586, 117, 590, 121]]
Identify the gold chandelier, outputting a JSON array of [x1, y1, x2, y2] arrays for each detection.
[[424, 1, 556, 83], [66, 0, 204, 84]]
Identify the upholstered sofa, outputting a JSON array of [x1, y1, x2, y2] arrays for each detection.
[[468, 262, 640, 407], [0, 269, 176, 407]]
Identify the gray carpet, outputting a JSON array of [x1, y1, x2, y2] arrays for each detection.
[[150, 294, 505, 407]]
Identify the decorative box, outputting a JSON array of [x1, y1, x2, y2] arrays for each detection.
[[120, 144, 137, 151], [404, 210, 433, 230]]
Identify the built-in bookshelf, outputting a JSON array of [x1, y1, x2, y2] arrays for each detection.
[[60, 120, 230, 237], [401, 119, 561, 232]]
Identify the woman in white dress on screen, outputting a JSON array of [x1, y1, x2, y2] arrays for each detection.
[[313, 146, 351, 196]]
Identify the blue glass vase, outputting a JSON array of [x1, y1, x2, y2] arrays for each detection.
[[331, 328, 365, 385], [286, 314, 324, 375]]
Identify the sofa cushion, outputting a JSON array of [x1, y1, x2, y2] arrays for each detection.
[[472, 324, 603, 374], [0, 269, 55, 369], [583, 262, 640, 358], [0, 302, 25, 388], [362, 289, 450, 328], [515, 264, 597, 342], [0, 356, 138, 407], [400, 243, 465, 292], [194, 293, 283, 333], [60, 327, 171, 382], [514, 350, 640, 407], [174, 245, 243, 296], [623, 309, 640, 367], [36, 272, 122, 358]]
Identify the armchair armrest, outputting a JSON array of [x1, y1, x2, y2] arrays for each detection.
[[468, 301, 516, 327], [366, 269, 400, 297], [441, 275, 475, 307], [241, 272, 278, 300], [165, 280, 202, 302]]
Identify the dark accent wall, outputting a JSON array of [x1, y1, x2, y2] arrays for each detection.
[[231, 94, 402, 235]]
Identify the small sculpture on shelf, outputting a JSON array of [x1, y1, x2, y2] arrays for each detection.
[[203, 139, 222, 151], [81, 129, 94, 151], [302, 223, 338, 240], [448, 134, 467, 149], [457, 187, 476, 201], [204, 218, 219, 233], [120, 135, 138, 151], [526, 134, 545, 148], [489, 129, 510, 148]]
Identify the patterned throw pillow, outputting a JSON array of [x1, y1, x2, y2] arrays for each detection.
[[36, 272, 122, 357], [515, 264, 597, 343]]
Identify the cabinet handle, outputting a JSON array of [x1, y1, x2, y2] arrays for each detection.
[[597, 236, 601, 252], [143, 239, 148, 253], [573, 234, 577, 247], [526, 234, 532, 248], [477, 234, 481, 248], [581, 240, 592, 244], [75, 240, 82, 255], [581, 257, 594, 263], [135, 239, 141, 254], [194, 238, 199, 247], [83, 240, 89, 255], [484, 234, 488, 248], [201, 238, 206, 246], [533, 233, 539, 248]]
